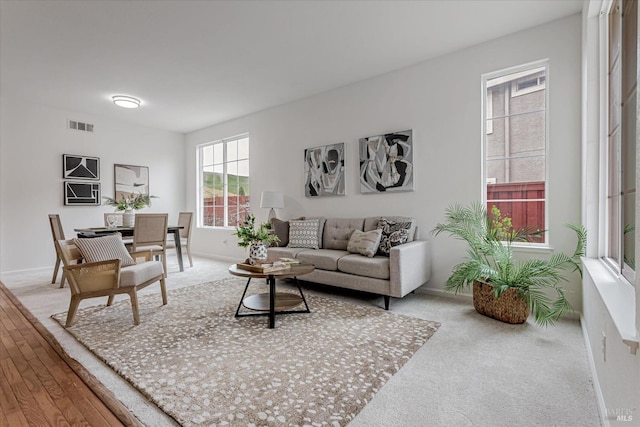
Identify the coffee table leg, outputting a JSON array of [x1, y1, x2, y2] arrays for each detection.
[[235, 278, 252, 317], [268, 275, 275, 328]]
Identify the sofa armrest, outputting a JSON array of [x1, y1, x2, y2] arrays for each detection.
[[389, 240, 432, 298]]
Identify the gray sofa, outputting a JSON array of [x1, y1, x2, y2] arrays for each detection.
[[267, 216, 431, 309]]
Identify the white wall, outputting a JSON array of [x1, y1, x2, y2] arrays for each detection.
[[0, 98, 185, 273], [185, 15, 584, 307]]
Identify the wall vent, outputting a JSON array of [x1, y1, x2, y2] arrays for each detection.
[[68, 120, 94, 133]]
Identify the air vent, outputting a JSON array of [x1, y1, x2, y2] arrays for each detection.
[[68, 120, 94, 133]]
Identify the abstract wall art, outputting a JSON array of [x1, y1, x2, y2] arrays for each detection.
[[64, 182, 101, 205], [114, 164, 149, 201], [359, 129, 414, 193], [304, 143, 345, 197], [63, 154, 100, 180]]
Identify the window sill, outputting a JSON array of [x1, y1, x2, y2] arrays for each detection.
[[582, 257, 639, 355], [510, 243, 553, 254]]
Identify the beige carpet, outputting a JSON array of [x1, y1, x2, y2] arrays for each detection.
[[52, 278, 440, 426]]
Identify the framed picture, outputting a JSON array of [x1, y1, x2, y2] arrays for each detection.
[[64, 181, 101, 205], [114, 164, 149, 201], [304, 142, 345, 197], [62, 154, 100, 180], [359, 129, 414, 193]]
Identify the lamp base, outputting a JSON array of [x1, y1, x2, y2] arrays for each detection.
[[267, 208, 277, 221]]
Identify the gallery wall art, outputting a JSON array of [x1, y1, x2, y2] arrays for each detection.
[[63, 154, 100, 180], [304, 143, 345, 197], [114, 164, 149, 201], [64, 182, 101, 205], [359, 129, 414, 193]]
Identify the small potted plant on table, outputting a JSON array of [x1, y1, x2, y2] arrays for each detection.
[[432, 203, 586, 326], [103, 193, 156, 227], [234, 214, 280, 265]]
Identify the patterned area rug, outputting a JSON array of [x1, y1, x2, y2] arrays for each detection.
[[53, 278, 440, 426]]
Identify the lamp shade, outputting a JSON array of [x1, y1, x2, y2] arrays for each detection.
[[260, 191, 284, 209]]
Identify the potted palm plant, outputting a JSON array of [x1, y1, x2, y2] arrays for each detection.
[[432, 203, 586, 326], [234, 214, 280, 264]]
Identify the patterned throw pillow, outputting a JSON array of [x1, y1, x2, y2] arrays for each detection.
[[347, 229, 383, 258], [288, 218, 321, 249], [377, 218, 412, 256], [73, 233, 136, 267]]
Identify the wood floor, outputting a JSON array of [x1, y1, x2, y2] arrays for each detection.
[[0, 281, 141, 426]]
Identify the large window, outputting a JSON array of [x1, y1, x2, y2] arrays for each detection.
[[483, 62, 548, 243], [606, 0, 637, 282], [198, 134, 250, 228]]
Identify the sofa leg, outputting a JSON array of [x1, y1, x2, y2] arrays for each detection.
[[383, 295, 390, 310]]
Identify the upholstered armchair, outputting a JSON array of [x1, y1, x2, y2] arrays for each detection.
[[56, 234, 167, 327]]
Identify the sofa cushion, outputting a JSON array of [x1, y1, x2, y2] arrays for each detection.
[[338, 254, 390, 280], [364, 216, 417, 242], [288, 218, 322, 249], [347, 229, 382, 258], [73, 233, 136, 267], [270, 218, 290, 247], [267, 246, 310, 260], [377, 218, 412, 256], [322, 218, 365, 250], [296, 249, 349, 271]]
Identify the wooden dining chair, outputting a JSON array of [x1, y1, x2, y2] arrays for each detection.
[[132, 213, 169, 277], [49, 214, 67, 288], [56, 235, 167, 327], [166, 212, 194, 267]]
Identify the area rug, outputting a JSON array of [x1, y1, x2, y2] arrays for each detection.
[[52, 278, 440, 426]]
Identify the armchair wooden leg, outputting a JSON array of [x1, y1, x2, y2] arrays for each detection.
[[162, 254, 168, 278], [129, 291, 140, 326], [106, 295, 115, 306], [66, 296, 81, 327], [159, 278, 168, 305], [59, 271, 66, 288], [51, 257, 61, 284]]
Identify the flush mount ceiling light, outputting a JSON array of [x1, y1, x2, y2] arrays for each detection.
[[112, 95, 141, 109]]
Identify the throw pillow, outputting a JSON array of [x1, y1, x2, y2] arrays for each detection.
[[270, 218, 290, 247], [73, 233, 136, 267], [377, 218, 412, 256], [347, 229, 383, 258], [288, 218, 321, 249]]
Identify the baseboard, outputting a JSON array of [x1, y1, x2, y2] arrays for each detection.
[[417, 285, 582, 320], [191, 252, 238, 264], [0, 266, 50, 276], [417, 286, 474, 302], [580, 314, 610, 427]]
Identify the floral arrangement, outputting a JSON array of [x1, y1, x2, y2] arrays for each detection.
[[102, 193, 157, 211], [233, 214, 280, 248]]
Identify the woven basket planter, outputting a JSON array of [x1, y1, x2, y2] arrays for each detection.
[[472, 281, 529, 324]]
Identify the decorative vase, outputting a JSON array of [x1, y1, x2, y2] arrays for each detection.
[[248, 242, 268, 265], [472, 281, 529, 324], [123, 209, 135, 227]]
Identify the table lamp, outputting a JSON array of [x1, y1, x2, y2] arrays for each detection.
[[260, 191, 285, 220]]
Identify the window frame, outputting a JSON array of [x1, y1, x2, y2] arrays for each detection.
[[481, 60, 550, 247], [197, 133, 250, 229], [602, 0, 636, 285]]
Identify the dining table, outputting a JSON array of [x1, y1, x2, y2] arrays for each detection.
[[73, 225, 185, 272]]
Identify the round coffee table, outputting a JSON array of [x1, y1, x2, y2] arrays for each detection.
[[228, 263, 315, 328]]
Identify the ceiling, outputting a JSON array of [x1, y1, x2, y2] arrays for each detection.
[[0, 0, 583, 134]]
